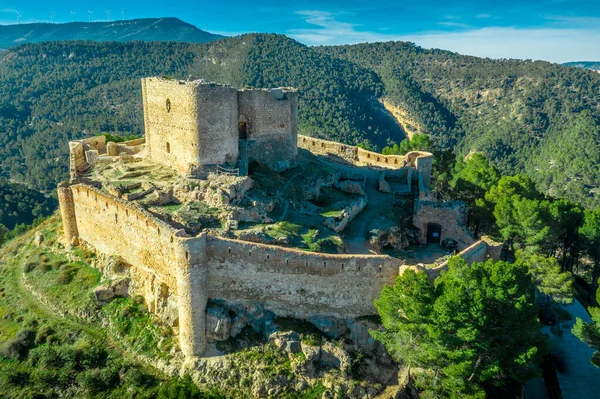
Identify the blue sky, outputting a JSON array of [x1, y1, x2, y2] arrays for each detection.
[[1, 0, 600, 62]]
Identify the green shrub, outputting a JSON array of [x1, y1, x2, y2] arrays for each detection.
[[57, 264, 79, 284], [0, 328, 36, 360], [157, 375, 224, 399], [23, 261, 37, 273], [39, 262, 52, 273], [34, 325, 56, 345]]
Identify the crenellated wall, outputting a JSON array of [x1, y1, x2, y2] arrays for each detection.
[[204, 236, 402, 318], [58, 181, 408, 356], [297, 134, 433, 188], [425, 237, 503, 279]]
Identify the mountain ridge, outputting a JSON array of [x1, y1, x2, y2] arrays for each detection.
[[0, 17, 224, 49], [563, 61, 600, 70]]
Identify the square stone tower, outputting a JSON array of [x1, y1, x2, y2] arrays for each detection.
[[141, 77, 298, 175]]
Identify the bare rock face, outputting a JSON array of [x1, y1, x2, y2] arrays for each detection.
[[322, 197, 367, 233], [94, 286, 115, 302], [320, 342, 351, 372], [335, 179, 366, 196], [378, 177, 391, 193], [206, 307, 232, 341], [269, 331, 302, 354], [94, 278, 130, 302], [369, 227, 409, 253], [34, 231, 45, 247]]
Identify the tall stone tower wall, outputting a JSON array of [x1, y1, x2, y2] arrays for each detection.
[[238, 88, 298, 172], [142, 78, 239, 174]]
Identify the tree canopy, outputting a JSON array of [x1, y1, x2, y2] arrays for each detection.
[[373, 257, 546, 398]]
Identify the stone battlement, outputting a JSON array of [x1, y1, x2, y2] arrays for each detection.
[[58, 78, 499, 359], [58, 181, 413, 356]]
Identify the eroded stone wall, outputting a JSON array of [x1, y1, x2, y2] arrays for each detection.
[[413, 201, 473, 249], [239, 88, 298, 172], [142, 77, 239, 174], [204, 236, 402, 318], [297, 135, 433, 187]]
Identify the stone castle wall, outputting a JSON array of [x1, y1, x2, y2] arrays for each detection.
[[58, 182, 407, 357], [413, 200, 473, 250], [205, 236, 402, 318], [239, 88, 298, 172], [141, 78, 298, 174], [425, 237, 503, 279], [142, 78, 239, 174], [297, 134, 433, 189]]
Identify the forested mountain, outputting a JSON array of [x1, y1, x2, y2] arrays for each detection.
[[0, 18, 223, 49], [1, 34, 600, 210], [563, 61, 600, 71], [321, 42, 600, 207]]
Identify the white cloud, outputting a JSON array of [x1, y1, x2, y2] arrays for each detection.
[[288, 11, 600, 63]]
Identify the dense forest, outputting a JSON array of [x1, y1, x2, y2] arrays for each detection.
[[320, 42, 600, 208], [1, 34, 600, 219], [0, 178, 55, 230]]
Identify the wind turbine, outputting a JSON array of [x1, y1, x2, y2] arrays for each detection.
[[16, 11, 21, 25], [87, 10, 93, 23], [121, 9, 125, 21], [50, 12, 55, 24], [70, 11, 76, 22], [106, 10, 111, 22]]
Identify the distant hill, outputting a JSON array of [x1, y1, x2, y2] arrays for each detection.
[[563, 61, 600, 71], [0, 18, 224, 49]]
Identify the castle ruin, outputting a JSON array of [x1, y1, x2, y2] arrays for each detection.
[[58, 77, 500, 357]]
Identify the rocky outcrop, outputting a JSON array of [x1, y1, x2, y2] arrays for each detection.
[[369, 227, 409, 253], [94, 278, 130, 302], [322, 197, 367, 233]]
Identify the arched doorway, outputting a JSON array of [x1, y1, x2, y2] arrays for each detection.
[[426, 223, 442, 244]]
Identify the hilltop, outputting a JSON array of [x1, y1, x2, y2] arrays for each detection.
[[0, 18, 224, 49], [563, 61, 600, 71]]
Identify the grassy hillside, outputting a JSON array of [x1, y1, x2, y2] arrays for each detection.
[[321, 42, 600, 207], [0, 18, 223, 49]]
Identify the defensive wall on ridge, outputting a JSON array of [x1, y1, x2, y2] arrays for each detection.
[[58, 182, 417, 357], [297, 134, 433, 189]]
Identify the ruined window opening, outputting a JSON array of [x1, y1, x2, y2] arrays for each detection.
[[305, 261, 308, 267], [228, 247, 231, 254], [341, 263, 344, 270], [171, 236, 174, 243], [266, 254, 270, 260], [238, 122, 248, 140], [186, 251, 190, 260], [157, 227, 160, 235], [166, 142, 170, 154], [324, 261, 327, 268], [145, 220, 149, 227], [379, 265, 382, 271], [321, 143, 325, 148], [286, 259, 289, 265], [395, 159, 398, 164], [125, 209, 129, 217], [166, 98, 171, 113], [105, 202, 108, 209], [248, 251, 251, 257], [358, 266, 361, 271], [115, 213, 118, 223]]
